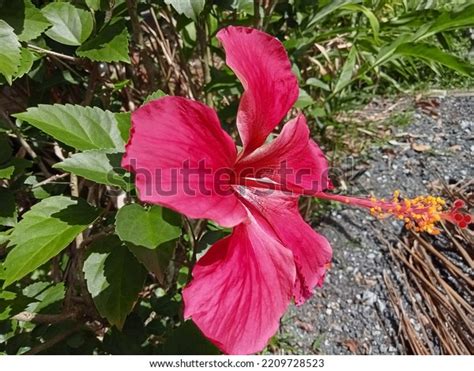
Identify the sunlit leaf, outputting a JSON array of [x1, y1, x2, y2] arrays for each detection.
[[394, 43, 474, 76], [144, 89, 166, 104], [14, 104, 125, 151], [77, 19, 130, 63], [14, 48, 34, 80], [294, 88, 314, 108], [25, 282, 65, 313], [42, 2, 93, 46], [85, 0, 111, 11], [54, 150, 131, 190], [307, 0, 361, 28], [116, 204, 182, 249], [0, 0, 51, 42], [115, 112, 131, 143], [306, 77, 330, 91], [342, 4, 379, 41], [165, 0, 206, 21], [0, 20, 21, 84], [2, 196, 99, 287], [0, 165, 15, 180], [420, 4, 474, 40], [334, 46, 357, 93]]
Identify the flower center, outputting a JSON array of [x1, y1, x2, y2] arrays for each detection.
[[313, 190, 472, 235], [230, 174, 472, 235]]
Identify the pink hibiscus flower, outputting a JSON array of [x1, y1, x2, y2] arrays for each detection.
[[122, 26, 332, 354], [122, 26, 472, 354]]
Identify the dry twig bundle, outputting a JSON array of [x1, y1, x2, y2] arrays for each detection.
[[383, 180, 473, 354]]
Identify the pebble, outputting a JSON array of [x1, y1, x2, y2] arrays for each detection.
[[363, 291, 378, 306]]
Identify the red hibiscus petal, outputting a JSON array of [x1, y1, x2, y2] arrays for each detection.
[[235, 114, 331, 194], [122, 96, 247, 228], [183, 211, 296, 355], [237, 187, 332, 305], [217, 26, 299, 155]]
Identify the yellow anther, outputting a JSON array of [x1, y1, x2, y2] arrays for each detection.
[[368, 191, 449, 235]]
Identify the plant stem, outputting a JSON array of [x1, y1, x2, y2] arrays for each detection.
[[27, 44, 78, 62], [0, 111, 52, 177], [82, 63, 99, 106], [125, 0, 157, 91], [26, 324, 84, 355], [13, 311, 77, 324], [184, 218, 206, 282], [196, 17, 213, 106], [263, 0, 278, 30], [159, 6, 199, 99], [31, 173, 69, 189], [254, 0, 262, 29]]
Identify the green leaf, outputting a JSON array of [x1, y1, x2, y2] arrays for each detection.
[[165, 0, 206, 21], [0, 20, 21, 84], [0, 158, 31, 180], [0, 133, 12, 162], [85, 0, 101, 11], [0, 230, 11, 246], [218, 0, 253, 13], [197, 229, 229, 253], [144, 89, 166, 104], [374, 33, 414, 67], [0, 189, 17, 227], [18, 0, 51, 41], [341, 4, 379, 41], [116, 204, 182, 249], [54, 150, 131, 190], [420, 4, 474, 40], [23, 281, 52, 297], [0, 165, 15, 180], [394, 43, 474, 76], [307, 0, 361, 29], [294, 88, 314, 109], [2, 196, 99, 287], [42, 2, 93, 46], [14, 104, 125, 151], [25, 282, 65, 313], [115, 112, 131, 143], [24, 174, 67, 200], [77, 19, 130, 63], [115, 200, 181, 286], [0, 0, 51, 42], [0, 290, 32, 321], [85, 0, 111, 11], [83, 235, 147, 329], [306, 77, 330, 91], [162, 321, 220, 355], [128, 241, 175, 284], [334, 46, 357, 93], [14, 48, 34, 80]]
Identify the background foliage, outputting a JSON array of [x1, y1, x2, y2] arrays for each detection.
[[0, 0, 473, 355]]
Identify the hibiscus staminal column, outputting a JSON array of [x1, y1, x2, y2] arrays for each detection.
[[313, 190, 472, 234]]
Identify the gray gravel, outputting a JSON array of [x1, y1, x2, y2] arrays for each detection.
[[280, 95, 474, 355]]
